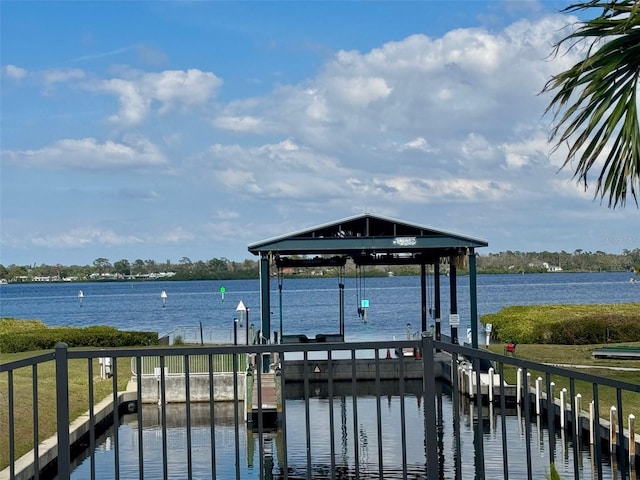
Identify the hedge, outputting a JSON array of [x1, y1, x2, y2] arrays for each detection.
[[0, 323, 158, 353], [0, 317, 47, 335], [481, 303, 640, 345]]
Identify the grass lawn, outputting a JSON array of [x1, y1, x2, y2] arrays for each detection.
[[0, 351, 130, 470], [487, 343, 640, 418]]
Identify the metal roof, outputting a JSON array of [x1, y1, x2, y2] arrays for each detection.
[[248, 213, 487, 262]]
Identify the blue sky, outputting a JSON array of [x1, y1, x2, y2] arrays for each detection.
[[1, 1, 638, 267]]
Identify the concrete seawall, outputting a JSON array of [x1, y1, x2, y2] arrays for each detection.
[[137, 372, 246, 403]]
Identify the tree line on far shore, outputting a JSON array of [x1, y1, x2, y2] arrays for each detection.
[[1, 248, 639, 283]]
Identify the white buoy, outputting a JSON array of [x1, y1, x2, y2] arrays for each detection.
[[161, 290, 167, 307], [78, 290, 84, 307]]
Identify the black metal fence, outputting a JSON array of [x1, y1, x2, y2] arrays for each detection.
[[2, 335, 640, 479]]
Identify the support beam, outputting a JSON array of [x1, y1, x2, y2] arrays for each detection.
[[420, 263, 427, 333], [449, 258, 458, 344], [434, 260, 441, 341], [469, 249, 479, 348], [260, 254, 271, 344]]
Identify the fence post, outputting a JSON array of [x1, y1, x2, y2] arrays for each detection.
[[610, 407, 618, 454], [590, 401, 595, 445], [488, 367, 494, 403], [55, 342, 70, 480], [560, 388, 567, 429], [629, 414, 636, 467], [422, 331, 439, 479], [575, 394, 582, 435]]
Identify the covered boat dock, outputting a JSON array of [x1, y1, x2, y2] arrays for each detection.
[[248, 213, 488, 349]]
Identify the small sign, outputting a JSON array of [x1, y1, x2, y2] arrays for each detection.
[[486, 323, 493, 332], [361, 299, 369, 308], [313, 366, 321, 373], [449, 313, 460, 327], [392, 236, 417, 246]]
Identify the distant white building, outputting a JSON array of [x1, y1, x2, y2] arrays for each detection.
[[542, 262, 563, 272]]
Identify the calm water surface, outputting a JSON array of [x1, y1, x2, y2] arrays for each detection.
[[66, 390, 619, 479], [1, 272, 638, 342]]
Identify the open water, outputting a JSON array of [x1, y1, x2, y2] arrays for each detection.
[[1, 272, 638, 343]]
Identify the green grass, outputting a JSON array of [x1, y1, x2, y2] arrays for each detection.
[[0, 350, 130, 470], [487, 343, 640, 418]]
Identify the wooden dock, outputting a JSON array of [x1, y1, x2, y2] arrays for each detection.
[[246, 371, 281, 430]]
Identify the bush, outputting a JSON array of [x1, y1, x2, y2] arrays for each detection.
[[0, 317, 47, 335], [0, 324, 158, 353], [482, 303, 640, 345]]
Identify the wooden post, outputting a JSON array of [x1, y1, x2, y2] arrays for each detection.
[[535, 377, 542, 415], [575, 394, 582, 435]]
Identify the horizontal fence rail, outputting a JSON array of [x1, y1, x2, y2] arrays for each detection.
[[2, 337, 640, 479], [130, 353, 247, 375]]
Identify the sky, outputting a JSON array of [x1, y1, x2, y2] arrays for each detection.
[[1, 1, 639, 267]]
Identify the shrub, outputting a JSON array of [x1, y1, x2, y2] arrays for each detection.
[[0, 324, 158, 353], [0, 317, 47, 335], [482, 303, 640, 345]]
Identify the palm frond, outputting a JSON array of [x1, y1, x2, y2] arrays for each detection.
[[542, 0, 640, 207]]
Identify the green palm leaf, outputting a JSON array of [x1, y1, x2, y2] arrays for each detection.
[[543, 0, 640, 207]]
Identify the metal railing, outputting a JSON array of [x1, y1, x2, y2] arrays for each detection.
[[2, 336, 640, 479], [130, 353, 247, 375]]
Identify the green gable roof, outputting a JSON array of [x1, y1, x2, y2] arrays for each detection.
[[248, 213, 487, 260]]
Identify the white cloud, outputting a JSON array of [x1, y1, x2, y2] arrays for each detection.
[[31, 227, 144, 248], [2, 136, 167, 170], [500, 133, 550, 169], [213, 115, 267, 132], [43, 68, 85, 86], [93, 69, 222, 125], [399, 137, 434, 153], [348, 176, 512, 203], [215, 210, 239, 220], [326, 76, 392, 107], [159, 227, 195, 243], [3, 64, 28, 80]]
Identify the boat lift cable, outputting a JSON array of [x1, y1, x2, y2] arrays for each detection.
[[338, 265, 345, 337], [356, 264, 367, 321], [355, 264, 360, 317]]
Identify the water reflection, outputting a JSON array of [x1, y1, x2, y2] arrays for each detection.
[[68, 385, 623, 480]]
